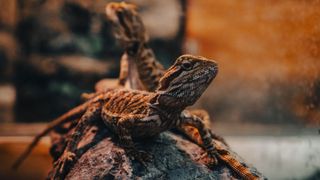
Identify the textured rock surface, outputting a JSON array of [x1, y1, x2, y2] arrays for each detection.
[[49, 120, 265, 179]]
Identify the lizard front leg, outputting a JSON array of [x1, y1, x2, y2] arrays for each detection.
[[118, 117, 152, 165], [50, 102, 102, 180], [179, 109, 228, 146], [101, 113, 153, 166], [179, 111, 219, 165]]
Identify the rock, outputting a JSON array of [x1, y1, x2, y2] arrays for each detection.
[[49, 120, 266, 180]]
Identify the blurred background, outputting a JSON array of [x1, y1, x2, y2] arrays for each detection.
[[0, 0, 319, 179]]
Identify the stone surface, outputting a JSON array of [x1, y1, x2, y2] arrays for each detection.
[[49, 120, 265, 180]]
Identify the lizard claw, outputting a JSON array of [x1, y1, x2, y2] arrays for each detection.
[[52, 151, 76, 178]]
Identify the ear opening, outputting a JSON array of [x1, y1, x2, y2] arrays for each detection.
[[157, 66, 182, 91]]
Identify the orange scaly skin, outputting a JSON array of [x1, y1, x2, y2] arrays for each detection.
[[215, 143, 262, 180], [105, 3, 263, 180]]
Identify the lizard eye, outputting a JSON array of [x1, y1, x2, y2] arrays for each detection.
[[181, 62, 192, 70]]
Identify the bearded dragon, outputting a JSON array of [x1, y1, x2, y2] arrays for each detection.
[[102, 2, 163, 91], [102, 3, 263, 180], [102, 1, 227, 145]]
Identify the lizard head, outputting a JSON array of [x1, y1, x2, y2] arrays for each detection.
[[105, 2, 147, 54], [156, 54, 218, 108]]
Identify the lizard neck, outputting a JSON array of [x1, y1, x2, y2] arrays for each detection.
[[149, 94, 186, 116]]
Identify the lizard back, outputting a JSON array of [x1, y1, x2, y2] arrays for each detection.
[[97, 89, 154, 116]]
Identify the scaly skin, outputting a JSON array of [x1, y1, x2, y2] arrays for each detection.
[[104, 2, 165, 91], [15, 55, 222, 179], [105, 1, 219, 143], [104, 3, 262, 180], [103, 2, 229, 149]]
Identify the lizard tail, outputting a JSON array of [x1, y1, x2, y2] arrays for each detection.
[[179, 126, 262, 179], [11, 101, 90, 170], [215, 143, 262, 180]]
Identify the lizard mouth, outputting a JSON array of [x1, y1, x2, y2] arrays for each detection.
[[206, 66, 218, 83]]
